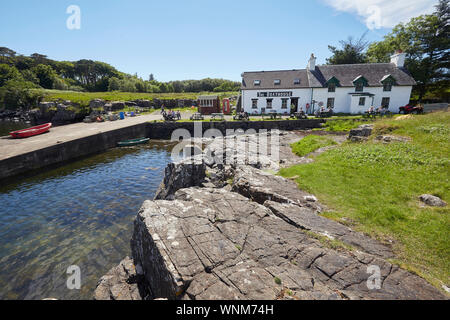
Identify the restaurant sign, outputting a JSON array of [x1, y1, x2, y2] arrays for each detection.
[[257, 91, 293, 98]]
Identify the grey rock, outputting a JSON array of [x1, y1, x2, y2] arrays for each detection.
[[419, 194, 447, 207], [129, 187, 446, 300], [349, 124, 373, 139], [154, 157, 206, 200], [231, 165, 322, 211], [94, 257, 147, 300], [89, 99, 106, 109], [264, 201, 393, 258], [376, 135, 411, 143], [110, 101, 126, 111]]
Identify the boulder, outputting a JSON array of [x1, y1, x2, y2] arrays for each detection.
[[349, 124, 373, 140], [110, 101, 126, 111], [376, 135, 411, 143], [134, 100, 152, 108], [89, 99, 106, 109], [419, 194, 447, 207]]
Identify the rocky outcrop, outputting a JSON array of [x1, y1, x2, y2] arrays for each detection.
[[96, 130, 447, 300], [349, 124, 373, 142], [154, 156, 206, 200], [231, 165, 322, 212], [89, 99, 106, 109], [128, 187, 444, 300], [94, 257, 148, 300]]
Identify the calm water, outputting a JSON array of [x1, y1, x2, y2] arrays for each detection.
[[0, 141, 175, 299]]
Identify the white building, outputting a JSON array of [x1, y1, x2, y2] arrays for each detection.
[[241, 51, 416, 114]]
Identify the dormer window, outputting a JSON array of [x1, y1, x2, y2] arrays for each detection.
[[383, 83, 392, 92], [355, 83, 364, 92], [274, 79, 281, 85], [353, 76, 368, 92], [328, 83, 336, 93], [325, 76, 340, 92], [381, 75, 396, 92], [254, 80, 261, 86], [294, 78, 301, 85]]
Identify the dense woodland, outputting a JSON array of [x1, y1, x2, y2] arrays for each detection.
[[0, 0, 448, 110]]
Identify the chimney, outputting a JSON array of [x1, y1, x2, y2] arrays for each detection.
[[307, 54, 316, 71], [390, 50, 406, 68]]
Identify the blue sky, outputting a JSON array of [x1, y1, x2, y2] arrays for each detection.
[[0, 0, 438, 82]]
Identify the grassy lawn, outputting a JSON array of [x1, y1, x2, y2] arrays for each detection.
[[279, 112, 450, 291], [290, 135, 337, 157], [40, 90, 238, 107], [321, 119, 371, 132]]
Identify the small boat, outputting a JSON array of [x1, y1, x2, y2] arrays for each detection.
[[117, 137, 150, 147], [9, 123, 52, 139]]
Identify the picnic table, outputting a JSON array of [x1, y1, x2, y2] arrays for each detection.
[[190, 112, 204, 121], [210, 113, 225, 121], [316, 111, 333, 118], [233, 113, 249, 121], [263, 111, 282, 120], [291, 112, 308, 120]]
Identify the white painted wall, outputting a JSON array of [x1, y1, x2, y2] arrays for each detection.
[[242, 88, 312, 114], [243, 85, 413, 114]]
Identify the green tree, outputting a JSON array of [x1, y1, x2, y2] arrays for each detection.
[[0, 64, 22, 86], [0, 79, 43, 110], [326, 33, 369, 65], [108, 77, 121, 91], [32, 64, 57, 89], [367, 0, 450, 101]]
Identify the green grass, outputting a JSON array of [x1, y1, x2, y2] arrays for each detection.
[[39, 89, 238, 107], [322, 119, 370, 132], [290, 135, 337, 157], [279, 112, 450, 291]]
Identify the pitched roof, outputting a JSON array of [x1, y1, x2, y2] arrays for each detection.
[[241, 69, 310, 89], [241, 63, 416, 89], [315, 63, 416, 87]]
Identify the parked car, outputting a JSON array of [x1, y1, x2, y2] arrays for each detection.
[[399, 104, 424, 114]]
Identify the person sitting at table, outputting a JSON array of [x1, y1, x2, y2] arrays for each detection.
[[368, 106, 375, 113]]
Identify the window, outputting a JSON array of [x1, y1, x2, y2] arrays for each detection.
[[254, 80, 261, 86], [355, 83, 364, 92], [327, 98, 335, 108], [252, 99, 258, 109], [359, 97, 366, 106], [281, 99, 288, 109], [383, 83, 392, 92], [381, 97, 390, 108], [274, 79, 281, 85], [266, 99, 273, 109], [294, 78, 301, 85], [328, 83, 336, 93]]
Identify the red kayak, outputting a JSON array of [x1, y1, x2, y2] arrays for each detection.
[[9, 123, 52, 138]]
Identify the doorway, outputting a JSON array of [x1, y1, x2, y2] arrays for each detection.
[[290, 98, 299, 114]]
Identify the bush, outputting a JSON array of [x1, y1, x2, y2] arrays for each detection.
[[0, 80, 43, 110]]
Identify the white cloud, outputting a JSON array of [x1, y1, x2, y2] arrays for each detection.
[[323, 0, 438, 29]]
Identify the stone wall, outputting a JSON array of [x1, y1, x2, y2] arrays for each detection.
[[147, 119, 325, 139], [0, 123, 149, 181]]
